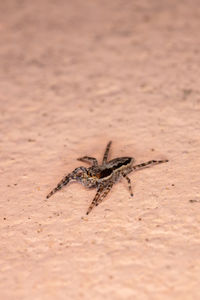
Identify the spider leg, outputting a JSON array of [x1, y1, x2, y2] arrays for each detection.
[[102, 141, 112, 164], [86, 182, 113, 215], [46, 167, 87, 199], [77, 156, 98, 167], [132, 159, 168, 171], [122, 173, 134, 197]]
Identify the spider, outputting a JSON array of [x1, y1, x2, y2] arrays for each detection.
[[46, 141, 168, 215]]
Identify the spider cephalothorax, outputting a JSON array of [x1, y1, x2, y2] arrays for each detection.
[[47, 141, 168, 215]]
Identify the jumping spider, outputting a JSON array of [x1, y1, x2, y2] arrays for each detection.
[[47, 141, 168, 215]]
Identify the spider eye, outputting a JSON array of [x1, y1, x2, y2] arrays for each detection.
[[87, 171, 95, 178], [76, 170, 84, 177]]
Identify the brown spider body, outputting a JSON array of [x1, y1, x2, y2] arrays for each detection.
[[46, 141, 168, 215]]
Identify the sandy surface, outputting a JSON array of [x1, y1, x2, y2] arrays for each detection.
[[1, 0, 200, 299]]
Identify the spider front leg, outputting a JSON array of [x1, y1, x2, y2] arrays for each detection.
[[102, 141, 112, 164], [86, 182, 113, 215], [77, 156, 98, 167], [46, 166, 87, 199], [122, 173, 134, 197]]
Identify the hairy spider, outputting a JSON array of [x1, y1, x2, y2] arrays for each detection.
[[47, 141, 168, 215]]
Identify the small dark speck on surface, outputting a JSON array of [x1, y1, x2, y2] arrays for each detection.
[[189, 199, 200, 203], [182, 88, 193, 100]]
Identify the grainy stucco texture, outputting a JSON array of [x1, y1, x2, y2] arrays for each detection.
[[1, 1, 200, 299]]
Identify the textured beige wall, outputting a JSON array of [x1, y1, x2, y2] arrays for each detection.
[[1, 1, 200, 299]]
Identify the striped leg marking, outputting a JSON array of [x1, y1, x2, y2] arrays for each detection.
[[46, 167, 87, 199], [77, 156, 98, 167], [86, 182, 113, 215], [102, 141, 112, 164], [122, 173, 134, 197], [132, 159, 168, 171]]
